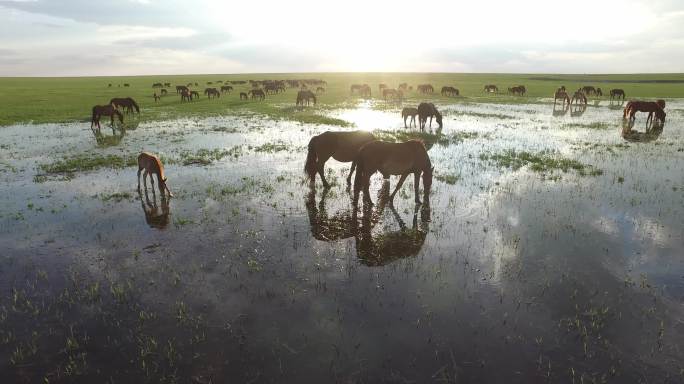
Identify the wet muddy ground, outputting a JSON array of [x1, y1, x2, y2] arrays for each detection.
[[1, 99, 683, 383]]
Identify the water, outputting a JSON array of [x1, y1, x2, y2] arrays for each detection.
[[0, 100, 683, 383]]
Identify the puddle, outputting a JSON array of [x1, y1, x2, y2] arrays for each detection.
[[1, 100, 683, 382]]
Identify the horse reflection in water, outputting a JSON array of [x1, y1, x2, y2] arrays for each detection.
[[138, 189, 170, 229], [306, 181, 430, 266], [570, 103, 587, 117], [621, 118, 665, 143]]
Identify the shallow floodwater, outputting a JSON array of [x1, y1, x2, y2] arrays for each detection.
[[1, 99, 683, 383]]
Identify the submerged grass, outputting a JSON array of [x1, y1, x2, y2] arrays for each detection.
[[480, 150, 603, 176], [40, 153, 137, 174], [373, 129, 478, 147], [179, 146, 243, 165]]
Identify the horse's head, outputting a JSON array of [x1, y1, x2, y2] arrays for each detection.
[[435, 111, 443, 128]]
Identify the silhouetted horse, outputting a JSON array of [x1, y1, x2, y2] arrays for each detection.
[[417, 84, 434, 94], [220, 85, 233, 93], [623, 100, 666, 125], [110, 97, 140, 114], [249, 89, 265, 100], [417, 102, 442, 131], [484, 84, 498, 93], [353, 140, 433, 206], [205, 88, 220, 99], [305, 131, 376, 188], [610, 89, 625, 101], [441, 86, 459, 97], [402, 107, 419, 128], [296, 90, 316, 106], [91, 105, 123, 131], [180, 89, 192, 102]]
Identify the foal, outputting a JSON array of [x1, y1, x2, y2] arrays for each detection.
[[137, 152, 173, 197], [401, 107, 419, 128]]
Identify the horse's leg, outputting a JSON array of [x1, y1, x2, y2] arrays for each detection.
[[414, 172, 421, 204], [404, 115, 408, 128], [347, 160, 356, 187], [363, 173, 373, 206], [389, 173, 409, 203], [317, 158, 330, 188], [137, 168, 142, 191]]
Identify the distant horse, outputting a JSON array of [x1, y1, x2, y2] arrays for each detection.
[[553, 89, 570, 108], [110, 97, 140, 114], [417, 102, 442, 131], [417, 84, 434, 94], [610, 89, 625, 101], [153, 93, 160, 103], [249, 89, 265, 100], [205, 88, 220, 99], [137, 152, 172, 197], [484, 84, 498, 93], [353, 140, 433, 206], [581, 86, 597, 96], [304, 131, 376, 188], [190, 91, 199, 99], [207, 81, 213, 85], [220, 85, 233, 93], [240, 92, 248, 100], [176, 85, 188, 94], [296, 90, 317, 106], [91, 105, 123, 131], [350, 84, 362, 94], [382, 88, 402, 100], [161, 89, 168, 96], [316, 86, 325, 93], [402, 107, 419, 128], [571, 90, 587, 106], [108, 84, 112, 87], [508, 86, 526, 96], [123, 84, 130, 87], [623, 100, 666, 125], [153, 83, 163, 88], [164, 82, 171, 87], [596, 88, 603, 97], [441, 86, 459, 97], [180, 89, 192, 102], [360, 84, 372, 97]]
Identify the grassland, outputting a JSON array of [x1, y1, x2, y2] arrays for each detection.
[[1, 73, 683, 126]]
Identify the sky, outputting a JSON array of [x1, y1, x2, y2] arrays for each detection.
[[0, 0, 683, 76]]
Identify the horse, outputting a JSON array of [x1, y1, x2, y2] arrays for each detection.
[[571, 90, 587, 106], [398, 83, 408, 91], [220, 85, 233, 93], [554, 89, 570, 108], [123, 84, 130, 87], [190, 91, 199, 99], [417, 102, 442, 131], [153, 93, 160, 103], [176, 85, 188, 94], [91, 105, 123, 131], [581, 86, 597, 96], [352, 140, 433, 206], [441, 86, 459, 97], [610, 89, 625, 101], [382, 88, 402, 100], [180, 89, 192, 102], [350, 84, 362, 94], [417, 84, 434, 94], [153, 83, 163, 88], [110, 97, 140, 114], [623, 100, 666, 125], [304, 131, 376, 188], [484, 84, 498, 93], [164, 82, 171, 87], [249, 89, 265, 100], [240, 92, 248, 100], [596, 88, 603, 97], [360, 84, 372, 97], [401, 107, 419, 128], [508, 86, 525, 96], [205, 88, 220, 99], [137, 152, 172, 198], [296, 90, 316, 106]]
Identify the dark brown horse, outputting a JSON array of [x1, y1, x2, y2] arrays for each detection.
[[205, 88, 220, 99], [220, 85, 233, 93], [353, 140, 433, 206], [304, 131, 376, 188], [610, 89, 626, 101], [110, 97, 140, 114], [508, 86, 526, 96], [623, 100, 666, 125], [296, 90, 316, 106], [401, 107, 419, 128], [417, 102, 442, 131], [176, 85, 188, 94], [248, 89, 265, 100], [484, 84, 498, 93], [91, 105, 123, 130], [417, 84, 434, 94], [441, 86, 459, 97], [180, 89, 192, 102]]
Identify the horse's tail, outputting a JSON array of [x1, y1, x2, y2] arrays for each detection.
[[304, 136, 318, 181], [130, 98, 140, 113]]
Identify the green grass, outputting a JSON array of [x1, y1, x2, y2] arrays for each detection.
[[2, 73, 683, 126], [40, 153, 137, 174], [480, 150, 603, 176]]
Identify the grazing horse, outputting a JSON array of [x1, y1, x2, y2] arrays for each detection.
[[484, 84, 498, 93], [402, 107, 419, 128], [571, 90, 587, 106], [110, 97, 140, 114], [417, 102, 442, 131], [220, 85, 233, 93], [353, 140, 433, 206], [417, 84, 434, 94], [296, 90, 316, 106], [350, 84, 362, 94], [176, 85, 188, 94], [360, 84, 372, 97], [248, 89, 265, 100], [91, 105, 123, 131], [623, 100, 666, 125], [205, 88, 220, 99], [610, 89, 626, 101], [137, 152, 172, 197], [382, 88, 402, 100], [304, 131, 376, 188], [508, 86, 526, 96], [180, 89, 192, 102], [581, 86, 597, 96], [441, 86, 459, 97], [554, 89, 570, 108], [153, 93, 160, 103], [240, 92, 248, 100]]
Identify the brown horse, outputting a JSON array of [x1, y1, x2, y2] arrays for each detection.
[[137, 152, 172, 197], [220, 85, 233, 93], [176, 85, 188, 94], [304, 131, 376, 188], [441, 86, 459, 97], [296, 90, 316, 106], [353, 140, 433, 206], [382, 88, 402, 100], [417, 84, 434, 94], [610, 89, 626, 101], [359, 84, 372, 97], [91, 105, 123, 130], [205, 88, 220, 99], [508, 86, 526, 96], [623, 100, 666, 125], [554, 89, 570, 108], [571, 90, 587, 106], [248, 89, 265, 100], [190, 91, 199, 99], [417, 102, 442, 131], [110, 97, 140, 114], [180, 89, 192, 102], [401, 107, 419, 128], [484, 84, 498, 93], [581, 86, 597, 96]]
